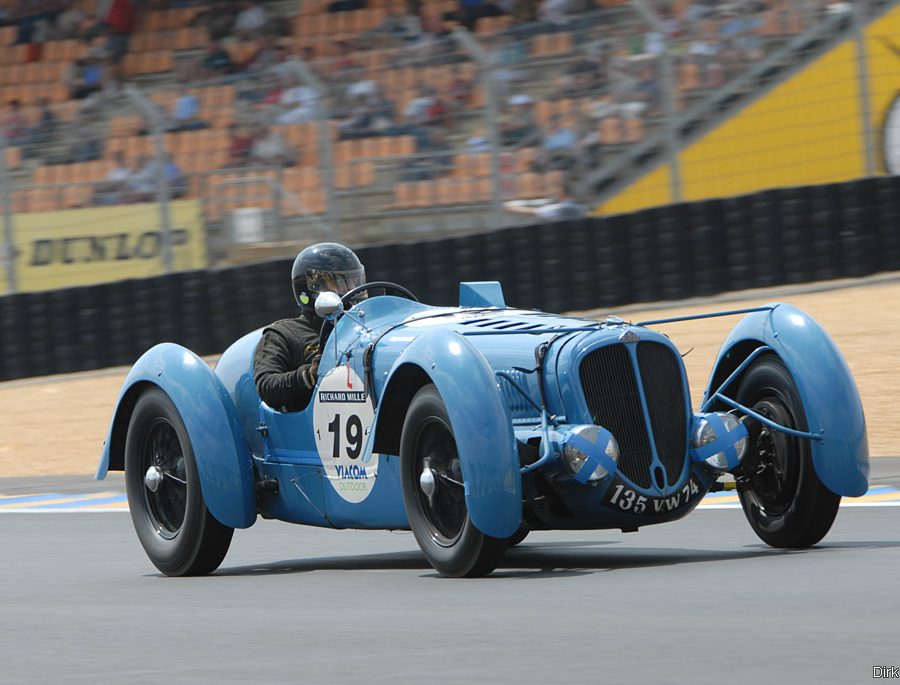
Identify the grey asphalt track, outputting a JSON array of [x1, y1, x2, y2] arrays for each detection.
[[3, 498, 900, 684]]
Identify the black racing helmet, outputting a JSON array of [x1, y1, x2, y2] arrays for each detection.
[[291, 242, 366, 315]]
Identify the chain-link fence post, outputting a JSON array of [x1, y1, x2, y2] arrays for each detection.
[[0, 137, 15, 294], [853, 0, 876, 177], [632, 0, 682, 202], [125, 86, 174, 273], [452, 27, 505, 223], [287, 61, 336, 240]]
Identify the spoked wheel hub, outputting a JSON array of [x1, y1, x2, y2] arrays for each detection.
[[413, 419, 466, 547], [742, 398, 800, 515], [141, 419, 188, 539], [734, 356, 842, 549]]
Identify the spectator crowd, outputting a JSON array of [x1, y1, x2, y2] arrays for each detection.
[[0, 0, 839, 213]]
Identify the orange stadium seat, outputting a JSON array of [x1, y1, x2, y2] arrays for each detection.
[[334, 140, 353, 165], [623, 117, 643, 143], [52, 100, 80, 121], [0, 26, 15, 46], [144, 11, 166, 32], [545, 171, 564, 196], [302, 189, 326, 215], [475, 15, 511, 35], [516, 172, 543, 198], [436, 179, 456, 205], [11, 190, 28, 213], [334, 163, 353, 190], [150, 90, 177, 113], [393, 182, 414, 208], [62, 184, 92, 209], [515, 148, 536, 172], [150, 51, 174, 74], [474, 178, 493, 203], [5, 145, 20, 170], [227, 42, 257, 65], [679, 62, 701, 92], [105, 137, 126, 159], [532, 32, 573, 58], [174, 27, 208, 51], [109, 115, 141, 138], [210, 107, 235, 129], [31, 166, 50, 185], [132, 32, 164, 52], [208, 129, 229, 153], [600, 116, 624, 145], [185, 175, 203, 199], [357, 137, 380, 160], [26, 187, 59, 213]]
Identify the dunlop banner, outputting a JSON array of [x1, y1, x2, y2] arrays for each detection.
[[0, 200, 206, 295]]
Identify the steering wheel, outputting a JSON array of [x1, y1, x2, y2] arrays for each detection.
[[318, 281, 419, 350], [340, 281, 419, 306]]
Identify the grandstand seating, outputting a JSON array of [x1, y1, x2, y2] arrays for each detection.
[[0, 0, 819, 223]]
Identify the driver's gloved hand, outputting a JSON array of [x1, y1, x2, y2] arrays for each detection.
[[298, 355, 322, 390]]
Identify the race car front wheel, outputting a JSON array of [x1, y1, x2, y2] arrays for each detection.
[[400, 384, 507, 577], [125, 388, 234, 576], [735, 356, 840, 548]]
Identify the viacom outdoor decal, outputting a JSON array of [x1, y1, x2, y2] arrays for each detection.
[[313, 365, 379, 503], [0, 200, 207, 294]]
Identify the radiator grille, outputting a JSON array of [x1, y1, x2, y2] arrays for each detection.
[[579, 344, 653, 488], [579, 342, 689, 489], [637, 342, 688, 486]]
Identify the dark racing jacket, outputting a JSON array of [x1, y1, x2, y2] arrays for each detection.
[[253, 314, 322, 412]]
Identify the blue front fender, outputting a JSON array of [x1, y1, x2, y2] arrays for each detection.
[[388, 329, 521, 538], [703, 304, 868, 496], [96, 343, 257, 529]]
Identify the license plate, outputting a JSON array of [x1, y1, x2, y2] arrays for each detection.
[[603, 477, 702, 515]]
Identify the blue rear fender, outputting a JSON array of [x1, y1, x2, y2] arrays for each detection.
[[376, 329, 521, 538], [96, 343, 257, 529], [703, 304, 868, 496]]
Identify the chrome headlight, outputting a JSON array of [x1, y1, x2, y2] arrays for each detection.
[[692, 412, 748, 471], [561, 425, 619, 483]]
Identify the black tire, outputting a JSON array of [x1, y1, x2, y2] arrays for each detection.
[[507, 524, 530, 547], [400, 384, 507, 577], [735, 356, 840, 548], [125, 388, 234, 576]]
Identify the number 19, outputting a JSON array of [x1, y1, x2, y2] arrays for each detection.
[[327, 413, 363, 460]]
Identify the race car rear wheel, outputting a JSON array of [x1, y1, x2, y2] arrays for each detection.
[[400, 384, 507, 577], [125, 388, 234, 576], [507, 524, 530, 547], [735, 356, 840, 548]]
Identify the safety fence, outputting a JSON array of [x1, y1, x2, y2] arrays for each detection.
[[2, 175, 899, 382]]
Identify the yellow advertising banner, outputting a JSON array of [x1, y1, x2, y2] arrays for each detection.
[[0, 200, 207, 295], [596, 5, 900, 216]]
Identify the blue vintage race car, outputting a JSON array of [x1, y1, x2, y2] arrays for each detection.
[[97, 281, 869, 577]]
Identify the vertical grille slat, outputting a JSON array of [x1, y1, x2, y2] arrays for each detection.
[[579, 345, 653, 488], [637, 342, 689, 486], [579, 341, 689, 490]]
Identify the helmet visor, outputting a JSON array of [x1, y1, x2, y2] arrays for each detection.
[[305, 267, 366, 297]]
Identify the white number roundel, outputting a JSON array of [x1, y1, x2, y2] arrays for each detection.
[[312, 366, 378, 503]]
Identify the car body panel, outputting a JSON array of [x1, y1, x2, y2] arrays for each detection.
[[703, 303, 869, 497], [385, 328, 522, 538], [97, 343, 257, 529]]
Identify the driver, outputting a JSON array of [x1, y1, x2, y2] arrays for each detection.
[[254, 242, 366, 412]]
